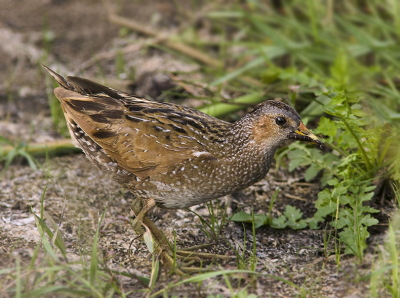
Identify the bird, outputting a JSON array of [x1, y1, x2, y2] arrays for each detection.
[[43, 65, 322, 273]]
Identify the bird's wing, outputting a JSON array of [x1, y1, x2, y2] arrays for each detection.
[[44, 65, 223, 178]]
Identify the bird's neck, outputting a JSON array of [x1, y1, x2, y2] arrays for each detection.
[[218, 120, 278, 189], [228, 115, 278, 160]]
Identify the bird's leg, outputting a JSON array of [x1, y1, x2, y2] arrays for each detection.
[[131, 198, 156, 235], [131, 198, 185, 274], [131, 198, 173, 252], [131, 198, 233, 275]]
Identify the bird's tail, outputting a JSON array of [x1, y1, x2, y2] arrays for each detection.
[[41, 64, 128, 100]]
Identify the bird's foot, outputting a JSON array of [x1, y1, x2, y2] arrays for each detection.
[[139, 219, 232, 274], [131, 198, 233, 275]]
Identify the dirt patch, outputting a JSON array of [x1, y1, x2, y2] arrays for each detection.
[[0, 153, 374, 296]]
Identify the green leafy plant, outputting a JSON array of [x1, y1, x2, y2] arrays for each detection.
[[283, 88, 389, 261], [230, 205, 307, 230], [230, 83, 390, 261], [0, 136, 38, 176], [190, 199, 228, 243]]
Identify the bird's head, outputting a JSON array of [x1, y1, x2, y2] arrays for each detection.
[[247, 100, 323, 149]]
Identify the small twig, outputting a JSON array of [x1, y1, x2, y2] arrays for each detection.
[[98, 0, 266, 95], [79, 2, 220, 73], [284, 193, 307, 202], [103, 0, 221, 67], [272, 178, 303, 186], [169, 73, 210, 96], [128, 234, 143, 266], [76, 43, 144, 72], [108, 14, 221, 68], [292, 182, 316, 187]]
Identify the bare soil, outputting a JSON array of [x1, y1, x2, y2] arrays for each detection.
[[0, 0, 390, 297]]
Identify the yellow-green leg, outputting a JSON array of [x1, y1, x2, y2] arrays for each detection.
[[131, 198, 233, 275], [131, 198, 156, 235]]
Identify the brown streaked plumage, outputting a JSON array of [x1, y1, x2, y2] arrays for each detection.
[[43, 65, 322, 272]]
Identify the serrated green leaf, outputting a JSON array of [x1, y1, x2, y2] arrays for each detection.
[[307, 218, 321, 230], [284, 205, 303, 222], [358, 191, 374, 203], [327, 179, 339, 186], [230, 211, 252, 222], [229, 211, 268, 229], [315, 117, 338, 139], [288, 220, 308, 230], [270, 216, 287, 229], [359, 214, 379, 227], [288, 157, 306, 172], [304, 164, 321, 181]]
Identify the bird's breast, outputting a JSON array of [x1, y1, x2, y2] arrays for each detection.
[[127, 144, 274, 209]]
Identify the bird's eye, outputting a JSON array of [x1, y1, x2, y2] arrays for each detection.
[[275, 116, 287, 126]]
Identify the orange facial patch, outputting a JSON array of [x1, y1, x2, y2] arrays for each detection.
[[252, 116, 280, 144]]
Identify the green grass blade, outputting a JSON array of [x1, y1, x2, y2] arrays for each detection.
[[17, 149, 38, 171], [90, 208, 106, 286], [16, 257, 21, 298], [209, 57, 264, 86], [43, 211, 67, 259], [199, 92, 264, 118]]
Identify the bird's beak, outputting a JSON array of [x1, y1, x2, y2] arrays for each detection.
[[288, 122, 323, 148]]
